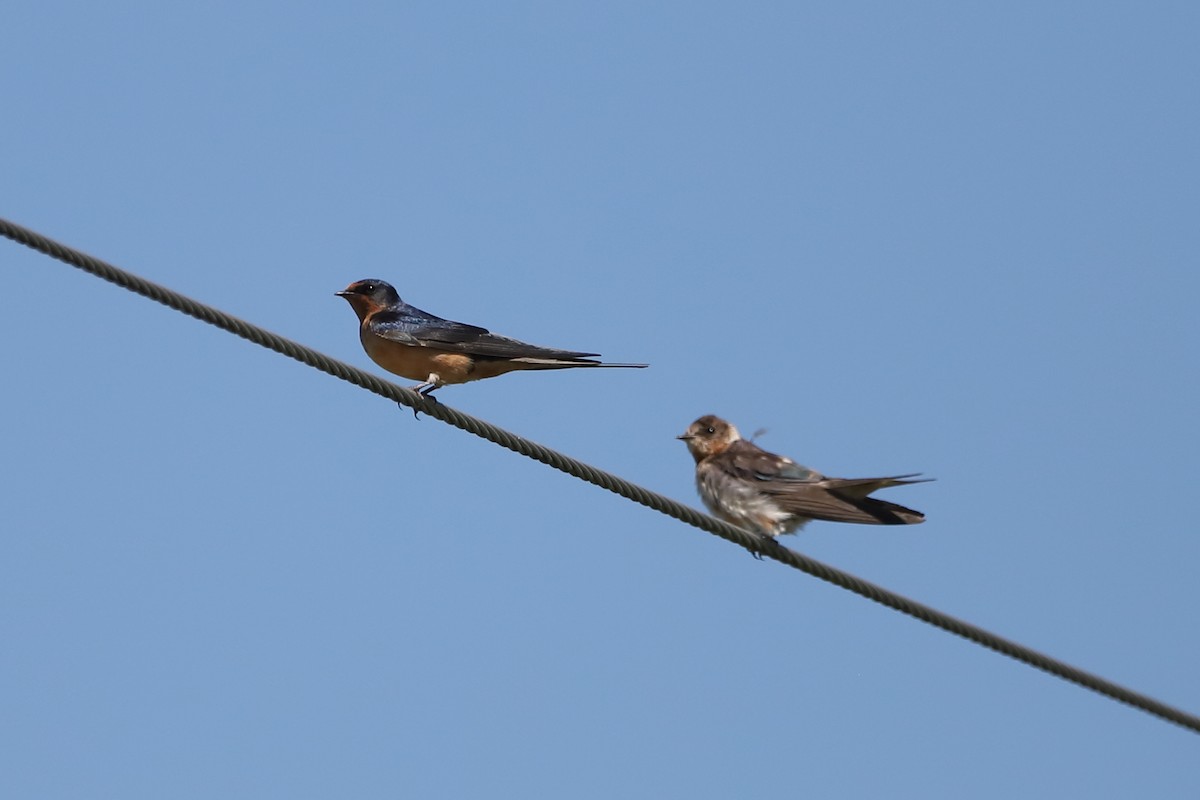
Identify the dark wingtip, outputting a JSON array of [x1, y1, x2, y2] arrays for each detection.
[[854, 496, 926, 525]]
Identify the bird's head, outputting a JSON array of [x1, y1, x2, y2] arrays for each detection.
[[336, 279, 401, 321], [677, 415, 742, 462]]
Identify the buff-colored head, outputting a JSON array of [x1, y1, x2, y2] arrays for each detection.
[[676, 414, 742, 462]]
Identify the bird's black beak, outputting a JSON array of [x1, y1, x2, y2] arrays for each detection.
[[335, 290, 352, 297], [676, 434, 694, 441]]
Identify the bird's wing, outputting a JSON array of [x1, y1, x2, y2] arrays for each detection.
[[370, 306, 598, 361], [819, 474, 932, 499], [721, 442, 926, 524], [721, 440, 825, 484], [772, 485, 925, 525]]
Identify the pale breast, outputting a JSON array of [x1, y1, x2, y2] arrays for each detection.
[[361, 328, 476, 384], [696, 465, 796, 537]]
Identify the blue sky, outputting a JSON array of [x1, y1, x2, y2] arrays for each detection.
[[3, 2, 1198, 797]]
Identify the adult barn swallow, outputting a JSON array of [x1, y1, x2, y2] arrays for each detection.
[[337, 279, 647, 395], [678, 415, 928, 538]]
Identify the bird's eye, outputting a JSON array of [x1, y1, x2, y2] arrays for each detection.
[[705, 426, 716, 435], [362, 282, 376, 293]]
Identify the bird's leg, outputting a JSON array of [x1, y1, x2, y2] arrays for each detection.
[[411, 372, 443, 396], [402, 376, 442, 419]]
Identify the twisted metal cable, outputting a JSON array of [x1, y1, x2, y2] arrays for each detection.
[[3, 215, 1198, 735]]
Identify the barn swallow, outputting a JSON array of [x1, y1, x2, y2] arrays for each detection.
[[336, 279, 647, 395], [678, 415, 929, 539]]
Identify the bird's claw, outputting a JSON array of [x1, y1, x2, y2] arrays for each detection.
[[401, 383, 440, 420], [750, 533, 778, 560]]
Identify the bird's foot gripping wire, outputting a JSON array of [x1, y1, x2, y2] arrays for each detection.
[[401, 382, 439, 419], [749, 532, 780, 561]]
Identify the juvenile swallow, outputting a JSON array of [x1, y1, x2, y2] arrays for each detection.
[[337, 279, 647, 395], [678, 415, 928, 538]]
